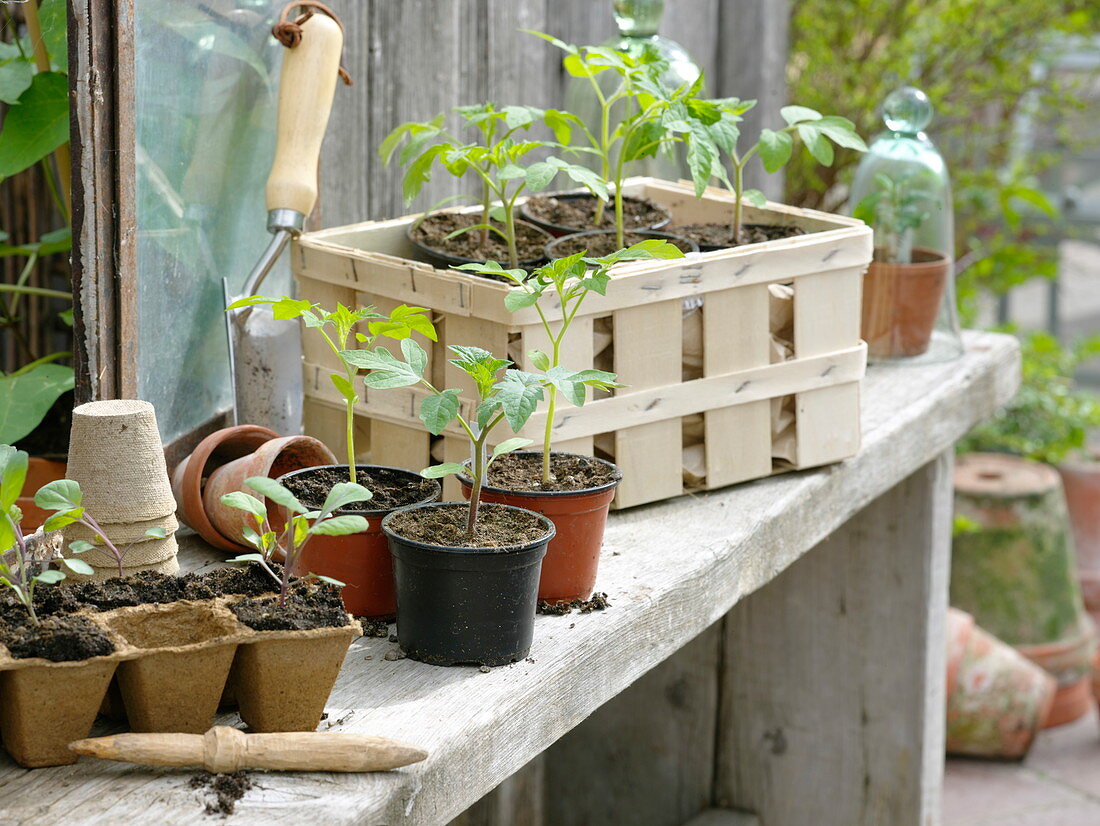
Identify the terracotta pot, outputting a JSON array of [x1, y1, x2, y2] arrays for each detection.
[[1057, 454, 1100, 609], [203, 436, 336, 547], [99, 602, 243, 733], [953, 453, 1097, 727], [945, 608, 1055, 760], [860, 247, 949, 359], [16, 456, 67, 531], [459, 452, 621, 603], [172, 425, 278, 552], [283, 465, 441, 619], [0, 656, 119, 767], [229, 619, 361, 732]]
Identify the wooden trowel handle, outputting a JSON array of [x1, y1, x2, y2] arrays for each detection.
[[265, 13, 344, 216]]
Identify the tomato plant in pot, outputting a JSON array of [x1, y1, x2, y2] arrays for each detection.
[[382, 103, 606, 270], [679, 99, 866, 251], [350, 341, 556, 666], [218, 476, 370, 731], [455, 240, 683, 602], [225, 296, 441, 618]]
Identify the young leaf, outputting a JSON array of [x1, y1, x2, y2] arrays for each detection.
[[68, 539, 95, 554], [0, 445, 28, 513], [743, 189, 768, 208], [244, 477, 306, 514], [33, 478, 82, 512], [491, 437, 533, 460], [420, 389, 461, 435], [0, 72, 70, 178], [504, 288, 541, 312], [34, 569, 66, 585], [421, 462, 467, 479], [63, 558, 95, 576], [797, 123, 834, 166], [758, 129, 793, 173], [313, 575, 347, 588], [495, 371, 544, 431], [350, 343, 427, 389], [144, 527, 167, 540], [528, 349, 551, 371], [780, 105, 822, 126], [330, 373, 358, 402], [219, 491, 267, 518], [321, 482, 373, 515], [309, 515, 370, 536], [228, 553, 267, 565], [43, 510, 82, 532]]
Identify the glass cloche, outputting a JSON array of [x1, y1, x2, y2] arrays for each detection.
[[563, 0, 701, 180], [849, 86, 963, 364]]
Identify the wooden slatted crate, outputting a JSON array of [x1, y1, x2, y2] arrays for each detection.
[[293, 177, 871, 508]]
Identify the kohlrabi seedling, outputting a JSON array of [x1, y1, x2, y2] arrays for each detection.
[[346, 342, 544, 537], [226, 296, 436, 483], [529, 31, 703, 248], [853, 171, 934, 264], [381, 103, 607, 267], [457, 239, 684, 483], [33, 478, 166, 580], [688, 100, 867, 244], [219, 476, 371, 608], [0, 445, 95, 623]]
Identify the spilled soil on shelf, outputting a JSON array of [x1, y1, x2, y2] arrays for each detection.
[[386, 503, 548, 549], [283, 466, 438, 513], [485, 452, 620, 493], [189, 770, 253, 817], [524, 194, 669, 232]]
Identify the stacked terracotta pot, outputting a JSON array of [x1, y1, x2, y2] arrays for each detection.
[[64, 400, 180, 580]]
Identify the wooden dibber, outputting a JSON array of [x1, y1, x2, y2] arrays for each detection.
[[70, 726, 428, 773]]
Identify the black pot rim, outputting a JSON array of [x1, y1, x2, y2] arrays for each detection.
[[519, 191, 672, 235], [381, 502, 556, 554], [457, 450, 622, 498], [544, 228, 700, 260], [405, 212, 552, 269], [276, 464, 441, 517]]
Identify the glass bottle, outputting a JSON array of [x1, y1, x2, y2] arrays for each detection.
[[849, 86, 963, 364]]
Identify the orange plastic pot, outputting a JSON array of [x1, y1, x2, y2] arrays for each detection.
[[1058, 455, 1100, 609], [203, 436, 336, 546], [281, 465, 441, 619], [459, 452, 621, 604], [861, 247, 950, 359], [17, 457, 67, 530]]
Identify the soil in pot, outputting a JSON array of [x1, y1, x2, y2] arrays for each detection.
[[101, 602, 242, 733], [521, 193, 671, 235], [0, 614, 119, 767], [67, 570, 194, 611], [227, 581, 359, 732], [546, 229, 697, 259], [408, 213, 551, 270], [0, 581, 84, 621], [465, 452, 621, 604], [282, 465, 440, 619], [383, 503, 552, 666], [670, 222, 806, 251], [184, 563, 278, 599]]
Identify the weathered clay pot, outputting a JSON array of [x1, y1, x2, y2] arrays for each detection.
[[203, 436, 336, 546], [171, 425, 279, 552], [953, 453, 1096, 727], [459, 452, 622, 604], [229, 619, 362, 732], [1057, 454, 1100, 609], [945, 608, 1055, 759], [861, 247, 949, 360], [16, 457, 66, 531]]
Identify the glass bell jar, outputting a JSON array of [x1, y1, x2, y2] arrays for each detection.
[[849, 86, 963, 364], [563, 0, 701, 180]]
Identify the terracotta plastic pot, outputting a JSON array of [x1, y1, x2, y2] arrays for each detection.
[[203, 436, 336, 546], [282, 465, 441, 619], [945, 608, 1055, 760], [861, 247, 949, 359], [172, 425, 278, 551], [16, 456, 67, 531], [1057, 454, 1100, 609], [519, 192, 672, 237], [383, 503, 552, 667], [229, 619, 362, 732], [458, 452, 621, 603]]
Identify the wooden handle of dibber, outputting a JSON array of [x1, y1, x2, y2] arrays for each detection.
[[70, 727, 428, 773], [265, 12, 344, 215]]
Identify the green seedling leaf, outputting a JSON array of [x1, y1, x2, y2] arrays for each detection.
[[491, 438, 533, 460], [813, 115, 868, 151], [758, 129, 793, 173], [504, 288, 541, 312], [313, 575, 346, 587], [797, 123, 834, 166], [63, 558, 94, 576], [34, 479, 81, 512], [68, 540, 95, 554], [42, 509, 81, 532], [330, 373, 358, 402], [529, 349, 551, 371], [321, 482, 373, 515], [309, 515, 370, 536], [0, 364, 75, 444], [421, 462, 467, 479], [219, 491, 267, 518], [350, 342, 428, 389], [420, 389, 461, 435], [0, 445, 28, 513], [144, 527, 167, 540], [496, 371, 544, 431], [0, 57, 34, 105], [0, 72, 70, 178], [244, 477, 306, 514], [780, 105, 822, 126], [35, 569, 66, 584], [228, 553, 266, 565], [744, 189, 767, 208]]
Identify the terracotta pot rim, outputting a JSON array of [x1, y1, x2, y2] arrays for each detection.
[[1016, 621, 1097, 661], [405, 214, 552, 269], [175, 425, 279, 552], [545, 228, 699, 259], [381, 502, 555, 554], [869, 245, 950, 268], [276, 464, 441, 517], [458, 451, 623, 498], [519, 190, 672, 235]]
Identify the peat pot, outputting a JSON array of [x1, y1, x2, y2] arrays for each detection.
[[382, 503, 553, 667]]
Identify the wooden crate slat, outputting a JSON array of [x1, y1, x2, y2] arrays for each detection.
[[442, 436, 469, 502], [613, 300, 684, 508], [370, 419, 430, 473], [795, 383, 861, 469], [296, 276, 359, 372], [703, 285, 773, 488], [303, 396, 371, 465], [793, 267, 863, 358]]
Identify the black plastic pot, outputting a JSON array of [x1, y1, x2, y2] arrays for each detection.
[[381, 503, 554, 667], [404, 214, 552, 271], [519, 192, 672, 237], [544, 228, 699, 260]]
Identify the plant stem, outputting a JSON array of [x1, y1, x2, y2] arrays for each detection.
[[344, 364, 357, 482], [79, 514, 125, 578], [10, 519, 37, 624], [732, 161, 745, 244], [0, 284, 71, 300], [467, 435, 486, 538]]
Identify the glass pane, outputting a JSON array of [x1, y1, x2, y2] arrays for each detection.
[[134, 1, 288, 443]]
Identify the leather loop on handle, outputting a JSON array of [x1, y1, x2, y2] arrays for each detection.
[[265, 10, 345, 215]]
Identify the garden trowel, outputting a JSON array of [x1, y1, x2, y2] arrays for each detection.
[[224, 6, 348, 433]]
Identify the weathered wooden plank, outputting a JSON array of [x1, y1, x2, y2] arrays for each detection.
[[0, 333, 1018, 825], [449, 755, 545, 826], [715, 453, 953, 825], [544, 623, 721, 826], [682, 811, 760, 826]]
